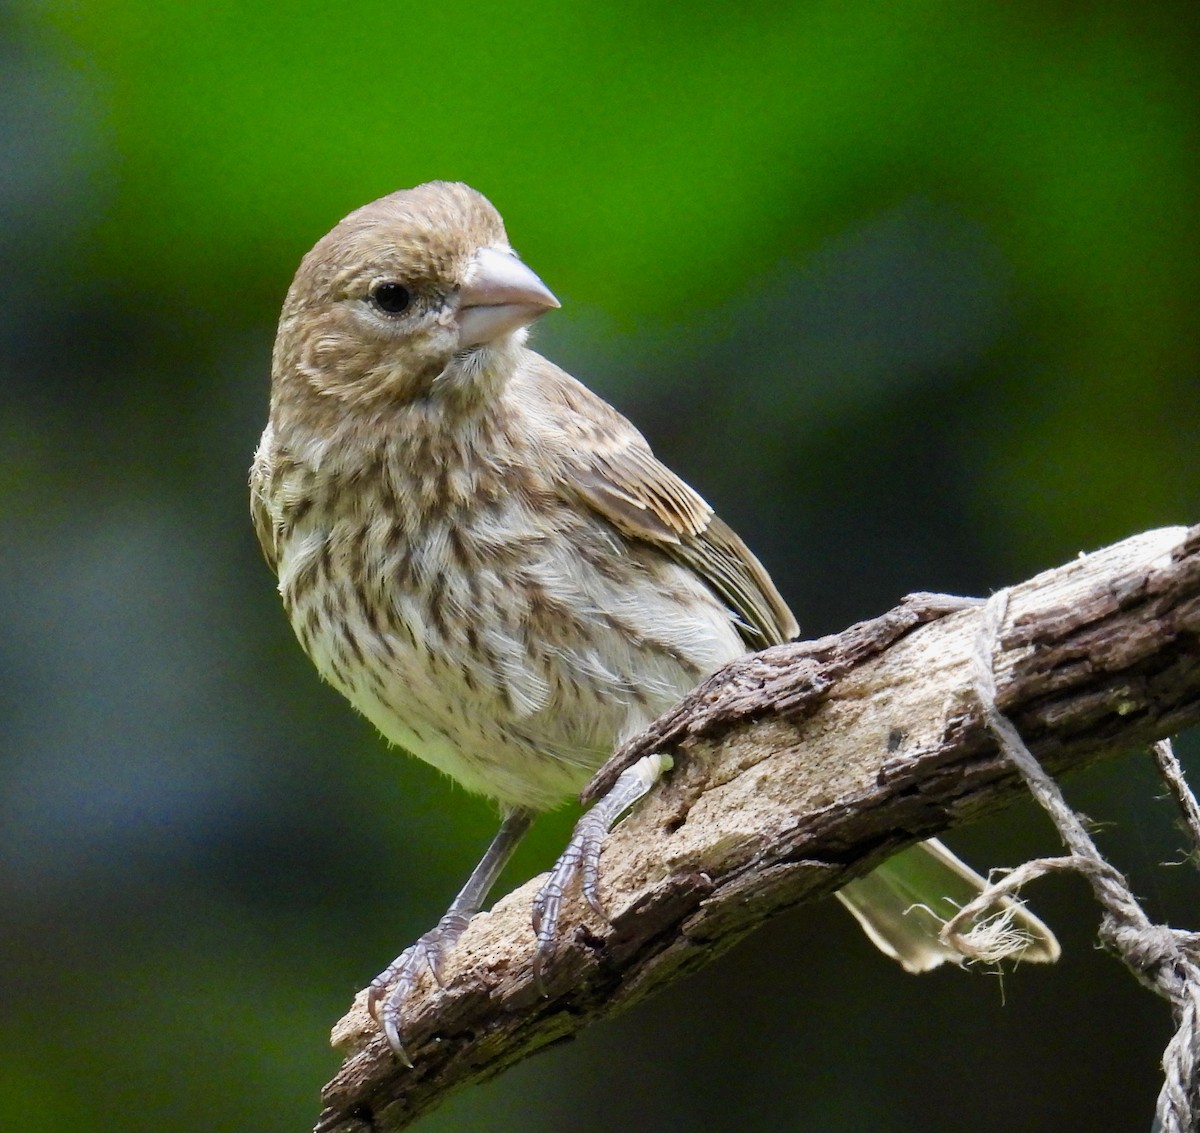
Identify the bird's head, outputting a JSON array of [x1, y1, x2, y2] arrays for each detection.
[[272, 181, 559, 409]]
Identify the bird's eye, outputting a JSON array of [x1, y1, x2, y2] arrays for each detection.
[[369, 282, 412, 315]]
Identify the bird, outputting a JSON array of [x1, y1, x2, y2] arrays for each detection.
[[250, 181, 1059, 1059]]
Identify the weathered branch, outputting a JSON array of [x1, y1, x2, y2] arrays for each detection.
[[316, 524, 1200, 1133]]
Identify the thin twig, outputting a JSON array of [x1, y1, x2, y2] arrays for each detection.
[[1151, 739, 1200, 860], [967, 589, 1200, 1133]]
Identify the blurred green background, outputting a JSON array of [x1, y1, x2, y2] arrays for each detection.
[[2, 2, 1198, 1130]]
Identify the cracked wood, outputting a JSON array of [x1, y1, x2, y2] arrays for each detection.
[[315, 524, 1200, 1133]]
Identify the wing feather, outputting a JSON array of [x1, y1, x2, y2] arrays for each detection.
[[516, 356, 798, 647]]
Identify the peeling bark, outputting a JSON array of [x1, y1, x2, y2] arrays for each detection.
[[316, 524, 1200, 1133]]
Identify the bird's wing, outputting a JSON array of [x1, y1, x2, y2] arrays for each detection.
[[518, 356, 798, 647]]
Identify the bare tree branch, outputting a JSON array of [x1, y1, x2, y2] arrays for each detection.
[[316, 524, 1200, 1133]]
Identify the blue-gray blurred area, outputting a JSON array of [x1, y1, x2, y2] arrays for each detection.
[[2, 3, 1198, 1130]]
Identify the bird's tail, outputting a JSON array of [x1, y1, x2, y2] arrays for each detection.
[[836, 837, 1060, 972]]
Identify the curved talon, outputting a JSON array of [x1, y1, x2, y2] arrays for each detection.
[[366, 930, 462, 1060], [531, 941, 552, 996], [378, 1000, 413, 1068], [367, 958, 412, 1055]]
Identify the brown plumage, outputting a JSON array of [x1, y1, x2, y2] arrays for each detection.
[[251, 182, 1057, 1058], [253, 182, 794, 810]]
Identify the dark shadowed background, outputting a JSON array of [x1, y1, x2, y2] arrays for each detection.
[[2, 3, 1198, 1130]]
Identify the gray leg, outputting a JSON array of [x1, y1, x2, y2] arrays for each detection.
[[531, 753, 672, 987], [369, 807, 534, 1063]]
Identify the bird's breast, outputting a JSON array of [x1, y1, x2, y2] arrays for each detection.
[[266, 446, 745, 810]]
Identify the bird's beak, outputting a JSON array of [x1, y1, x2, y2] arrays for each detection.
[[457, 246, 560, 348]]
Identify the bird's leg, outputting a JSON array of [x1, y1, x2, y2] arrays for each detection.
[[368, 807, 534, 1063], [531, 753, 672, 988]]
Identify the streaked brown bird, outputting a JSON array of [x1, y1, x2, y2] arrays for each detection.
[[251, 181, 1058, 1058]]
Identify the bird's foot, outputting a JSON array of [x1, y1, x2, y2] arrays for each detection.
[[366, 910, 471, 1064], [530, 752, 672, 990], [366, 810, 534, 1062]]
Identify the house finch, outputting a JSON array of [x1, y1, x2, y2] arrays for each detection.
[[250, 181, 1058, 1059]]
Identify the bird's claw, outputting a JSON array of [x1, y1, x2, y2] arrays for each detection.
[[530, 811, 610, 992], [367, 912, 472, 1063], [530, 754, 671, 992]]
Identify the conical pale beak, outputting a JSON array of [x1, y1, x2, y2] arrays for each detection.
[[457, 246, 560, 348]]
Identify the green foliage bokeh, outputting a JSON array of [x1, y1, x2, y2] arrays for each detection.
[[2, 2, 1198, 1131]]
